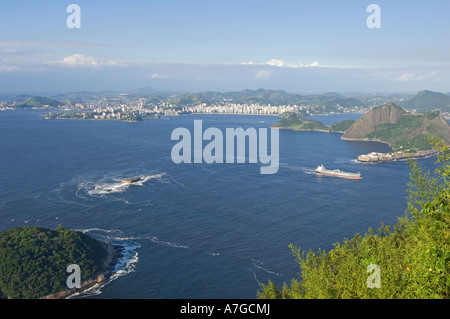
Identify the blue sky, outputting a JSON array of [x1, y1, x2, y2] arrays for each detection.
[[1, 0, 450, 94]]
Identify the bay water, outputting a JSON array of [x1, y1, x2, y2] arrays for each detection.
[[0, 110, 437, 298]]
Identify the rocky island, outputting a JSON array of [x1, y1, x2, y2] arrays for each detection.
[[45, 111, 143, 122]]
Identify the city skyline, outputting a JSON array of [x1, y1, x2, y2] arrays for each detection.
[[1, 0, 450, 94]]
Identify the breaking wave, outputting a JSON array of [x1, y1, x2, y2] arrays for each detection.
[[67, 228, 141, 299], [88, 173, 165, 196], [74, 173, 166, 200]]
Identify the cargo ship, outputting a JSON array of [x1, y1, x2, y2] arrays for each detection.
[[315, 164, 361, 180]]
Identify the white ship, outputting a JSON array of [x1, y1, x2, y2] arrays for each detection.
[[315, 165, 361, 180]]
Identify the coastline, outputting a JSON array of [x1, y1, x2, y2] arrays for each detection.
[[341, 136, 440, 161], [40, 241, 124, 299], [270, 126, 331, 133], [270, 126, 345, 134], [43, 116, 143, 123]]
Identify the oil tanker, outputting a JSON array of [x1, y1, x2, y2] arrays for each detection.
[[315, 164, 361, 180]]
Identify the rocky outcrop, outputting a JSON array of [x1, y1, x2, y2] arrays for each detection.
[[121, 177, 142, 184], [342, 103, 405, 140]]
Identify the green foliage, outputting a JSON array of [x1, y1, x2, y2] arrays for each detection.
[[328, 120, 356, 133], [258, 137, 450, 299], [401, 90, 450, 113], [17, 96, 60, 108], [0, 226, 107, 299], [272, 115, 355, 133], [272, 113, 328, 131], [365, 113, 447, 152]]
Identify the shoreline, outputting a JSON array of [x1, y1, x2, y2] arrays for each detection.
[[40, 241, 124, 299], [341, 136, 440, 161], [357, 149, 438, 163], [42, 115, 144, 123], [270, 126, 344, 134]]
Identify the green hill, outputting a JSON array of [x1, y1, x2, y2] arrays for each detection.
[[17, 96, 61, 108], [342, 103, 450, 152], [271, 113, 355, 133], [271, 113, 328, 131], [400, 90, 450, 113], [0, 226, 108, 299], [328, 119, 356, 133]]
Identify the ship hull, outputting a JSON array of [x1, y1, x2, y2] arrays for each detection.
[[315, 171, 362, 179], [315, 165, 361, 179]]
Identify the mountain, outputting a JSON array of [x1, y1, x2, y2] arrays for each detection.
[[343, 103, 406, 139], [17, 96, 61, 108], [342, 103, 450, 152], [129, 87, 158, 96], [321, 92, 345, 98], [400, 90, 450, 112]]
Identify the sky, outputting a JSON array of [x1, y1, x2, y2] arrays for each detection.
[[1, 0, 450, 95]]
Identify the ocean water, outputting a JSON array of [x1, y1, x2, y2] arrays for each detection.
[[0, 110, 438, 298]]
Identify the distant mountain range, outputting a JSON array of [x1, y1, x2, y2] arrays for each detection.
[[400, 90, 450, 113], [7, 89, 450, 115]]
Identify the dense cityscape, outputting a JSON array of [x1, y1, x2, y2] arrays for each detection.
[[0, 89, 422, 120]]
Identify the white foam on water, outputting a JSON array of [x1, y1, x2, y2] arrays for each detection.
[[252, 261, 285, 277], [76, 172, 166, 198], [149, 235, 191, 250], [249, 268, 262, 288], [67, 228, 141, 299], [282, 163, 317, 175]]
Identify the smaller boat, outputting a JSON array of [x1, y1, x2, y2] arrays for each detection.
[[315, 164, 361, 180]]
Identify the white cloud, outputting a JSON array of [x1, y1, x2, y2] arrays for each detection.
[[149, 72, 170, 79], [255, 70, 271, 79], [266, 59, 287, 67], [395, 71, 437, 82], [242, 59, 320, 68], [0, 65, 19, 72], [0, 49, 17, 54], [45, 54, 119, 68]]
